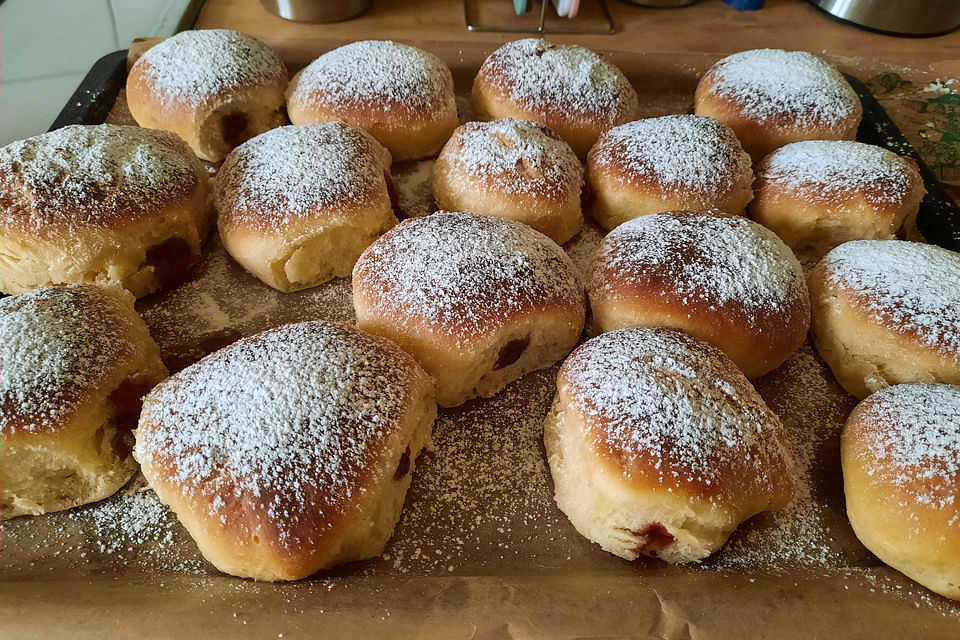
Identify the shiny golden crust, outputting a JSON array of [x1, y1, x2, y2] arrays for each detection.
[[353, 212, 585, 406], [127, 30, 288, 162], [287, 41, 458, 162], [1, 285, 168, 519], [0, 125, 212, 298], [134, 321, 436, 581], [588, 211, 810, 378], [694, 49, 861, 162], [546, 328, 794, 563], [749, 141, 926, 259], [216, 123, 396, 291], [431, 119, 583, 244], [586, 115, 753, 230], [842, 384, 960, 600], [808, 241, 960, 399], [471, 39, 639, 158]]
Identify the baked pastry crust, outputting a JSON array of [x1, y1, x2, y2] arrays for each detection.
[[808, 240, 960, 399], [842, 384, 960, 600], [472, 38, 639, 158], [0, 124, 212, 298], [127, 29, 288, 162], [217, 123, 396, 292], [545, 327, 794, 563], [588, 210, 810, 378], [135, 321, 436, 581], [287, 40, 458, 162], [750, 140, 926, 260], [695, 49, 862, 162], [353, 211, 585, 407], [432, 119, 583, 244], [586, 115, 753, 230], [1, 285, 168, 519]]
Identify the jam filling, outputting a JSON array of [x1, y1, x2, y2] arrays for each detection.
[[632, 523, 675, 556], [145, 237, 195, 289], [493, 335, 531, 371], [108, 380, 155, 459], [220, 111, 250, 148], [393, 446, 412, 480]]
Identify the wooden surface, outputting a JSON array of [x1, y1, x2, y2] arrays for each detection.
[[194, 0, 960, 69]]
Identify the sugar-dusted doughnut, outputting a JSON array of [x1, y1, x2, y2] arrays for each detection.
[[809, 240, 960, 399], [353, 212, 585, 407], [545, 327, 794, 563], [135, 321, 436, 581], [217, 122, 396, 292], [127, 29, 288, 162], [287, 40, 458, 162], [695, 49, 862, 162], [0, 125, 212, 298], [588, 211, 809, 378], [472, 38, 639, 158], [586, 115, 753, 230], [750, 140, 926, 259], [432, 119, 583, 244], [842, 383, 960, 600], [1, 285, 168, 519]]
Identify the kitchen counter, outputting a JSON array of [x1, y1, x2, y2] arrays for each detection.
[[194, 0, 960, 69]]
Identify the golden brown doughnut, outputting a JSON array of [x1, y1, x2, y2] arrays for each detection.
[[586, 115, 753, 230], [135, 321, 436, 581], [287, 40, 458, 162], [695, 49, 862, 162], [0, 124, 212, 298], [127, 29, 288, 163], [472, 38, 639, 158], [588, 211, 810, 378], [217, 122, 396, 292], [842, 383, 960, 600], [432, 119, 583, 244], [353, 211, 585, 407], [545, 327, 794, 563], [750, 140, 926, 259], [1, 285, 168, 519], [808, 240, 960, 399]]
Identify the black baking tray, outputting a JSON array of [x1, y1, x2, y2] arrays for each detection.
[[49, 50, 960, 253]]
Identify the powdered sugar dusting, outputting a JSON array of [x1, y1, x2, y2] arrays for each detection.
[[290, 40, 453, 112], [217, 123, 390, 231], [0, 124, 200, 231], [757, 140, 922, 206], [591, 212, 806, 316], [857, 384, 960, 511], [706, 49, 859, 126], [353, 212, 584, 340], [478, 39, 638, 121], [590, 115, 751, 194], [444, 119, 582, 197], [133, 29, 286, 106], [823, 240, 960, 355], [561, 328, 790, 498], [1, 286, 135, 434], [136, 321, 421, 547]]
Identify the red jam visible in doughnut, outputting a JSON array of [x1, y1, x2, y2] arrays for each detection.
[[220, 111, 250, 148], [633, 523, 675, 556], [145, 237, 195, 288], [393, 445, 412, 480], [494, 335, 531, 371]]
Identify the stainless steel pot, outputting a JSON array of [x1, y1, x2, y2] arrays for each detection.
[[259, 0, 373, 23], [809, 0, 960, 36]]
